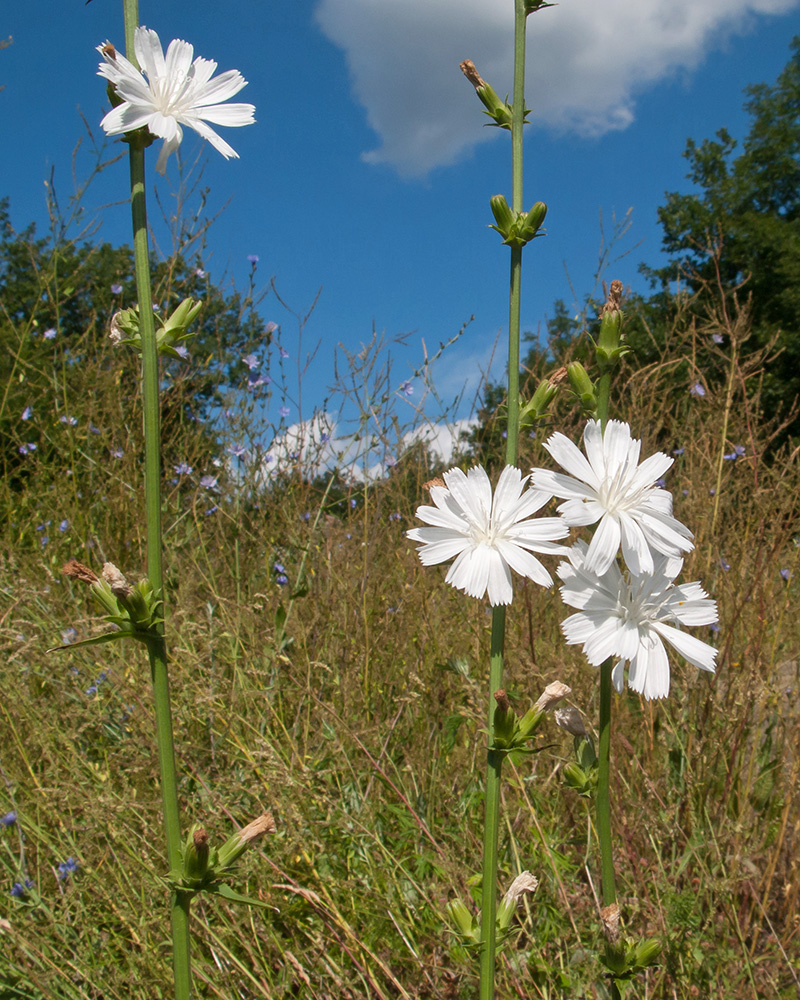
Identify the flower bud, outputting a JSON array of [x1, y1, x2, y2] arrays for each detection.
[[631, 937, 661, 970], [489, 195, 514, 238], [182, 826, 212, 884], [447, 898, 478, 941], [519, 201, 547, 241], [460, 60, 513, 129], [567, 361, 597, 413], [596, 280, 629, 371], [492, 689, 516, 748], [217, 812, 276, 870]]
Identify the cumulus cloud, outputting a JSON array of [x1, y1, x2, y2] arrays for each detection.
[[315, 0, 799, 176]]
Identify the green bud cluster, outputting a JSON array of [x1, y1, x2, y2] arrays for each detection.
[[489, 196, 547, 249], [562, 734, 598, 798], [110, 297, 202, 359], [491, 691, 546, 753], [592, 280, 630, 373], [566, 361, 598, 416], [601, 936, 662, 980]]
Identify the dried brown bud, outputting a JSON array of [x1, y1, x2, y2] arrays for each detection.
[[504, 870, 539, 904], [237, 812, 277, 847], [601, 279, 623, 317], [548, 366, 570, 386], [554, 705, 587, 737], [422, 478, 446, 493], [601, 903, 621, 944], [101, 41, 116, 60], [109, 312, 126, 345], [102, 563, 133, 599], [493, 689, 511, 713], [534, 681, 571, 713], [62, 560, 100, 585], [459, 59, 485, 90]]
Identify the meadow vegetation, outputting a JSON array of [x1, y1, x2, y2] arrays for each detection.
[[2, 44, 800, 999]]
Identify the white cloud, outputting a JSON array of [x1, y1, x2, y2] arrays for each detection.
[[315, 0, 799, 176]]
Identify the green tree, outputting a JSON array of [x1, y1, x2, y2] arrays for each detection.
[[647, 35, 800, 434]]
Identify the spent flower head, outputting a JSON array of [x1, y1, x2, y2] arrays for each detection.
[[407, 465, 569, 606], [531, 419, 694, 577], [557, 540, 718, 700], [97, 28, 255, 175]]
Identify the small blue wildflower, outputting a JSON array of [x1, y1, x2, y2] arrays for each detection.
[[320, 432, 330, 444], [36, 521, 51, 531], [110, 447, 124, 459], [19, 443, 36, 455], [1, 811, 17, 826], [60, 415, 78, 426], [264, 454, 274, 464], [174, 345, 189, 360], [89, 424, 101, 435], [57, 857, 79, 880], [86, 686, 97, 697], [712, 333, 724, 344], [11, 880, 33, 898], [673, 447, 684, 456], [385, 455, 396, 468], [289, 450, 300, 461], [389, 512, 402, 522], [273, 562, 285, 574], [279, 405, 290, 419], [199, 475, 218, 490], [723, 444, 746, 461], [690, 383, 706, 398], [682, 489, 689, 497], [228, 444, 247, 458], [21, 406, 32, 420], [204, 506, 219, 516], [242, 353, 259, 370], [43, 328, 57, 340], [173, 462, 193, 476], [345, 533, 351, 540], [350, 498, 357, 509], [40, 536, 49, 547], [247, 254, 259, 264], [400, 380, 413, 396], [301, 511, 310, 522], [59, 520, 69, 532], [279, 346, 289, 359], [265, 321, 278, 334], [111, 283, 123, 295], [709, 622, 720, 633], [720, 557, 731, 571], [195, 268, 206, 279], [97, 671, 109, 683], [656, 477, 666, 488], [780, 568, 790, 582], [61, 627, 78, 645], [276, 574, 289, 586]]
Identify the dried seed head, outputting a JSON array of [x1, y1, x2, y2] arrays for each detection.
[[504, 870, 539, 904], [62, 560, 100, 585], [548, 365, 569, 386], [109, 312, 126, 344], [460, 59, 485, 90], [534, 680, 571, 713], [101, 563, 133, 599], [422, 477, 446, 493], [237, 812, 276, 847], [601, 279, 623, 317], [493, 688, 511, 713], [554, 705, 587, 737]]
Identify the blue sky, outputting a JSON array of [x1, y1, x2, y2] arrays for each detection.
[[3, 0, 800, 449]]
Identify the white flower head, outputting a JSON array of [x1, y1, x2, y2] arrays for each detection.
[[407, 465, 569, 606], [97, 28, 255, 175], [558, 540, 718, 700], [531, 419, 693, 577]]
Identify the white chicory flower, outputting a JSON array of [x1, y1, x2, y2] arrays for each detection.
[[407, 465, 569, 606], [97, 28, 255, 175], [531, 419, 693, 577], [557, 540, 718, 700]]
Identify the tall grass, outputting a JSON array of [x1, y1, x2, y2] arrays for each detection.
[[1, 193, 799, 998]]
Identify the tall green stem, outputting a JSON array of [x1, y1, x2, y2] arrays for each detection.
[[478, 3, 528, 998], [123, 1, 192, 995], [596, 659, 616, 907]]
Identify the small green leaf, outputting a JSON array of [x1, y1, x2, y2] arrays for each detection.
[[212, 882, 272, 909]]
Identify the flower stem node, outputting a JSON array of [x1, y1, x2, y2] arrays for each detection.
[[110, 298, 202, 359], [459, 60, 515, 130], [56, 561, 163, 651], [489, 196, 547, 248]]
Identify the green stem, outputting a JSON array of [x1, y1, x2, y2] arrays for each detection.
[[479, 606, 506, 1000], [478, 5, 528, 999], [596, 659, 616, 908], [122, 1, 191, 995]]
